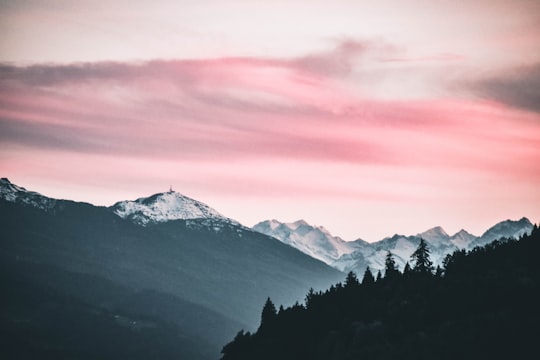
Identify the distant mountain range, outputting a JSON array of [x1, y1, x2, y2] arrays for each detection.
[[0, 178, 342, 360], [253, 217, 534, 275]]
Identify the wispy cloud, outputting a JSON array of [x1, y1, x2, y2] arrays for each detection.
[[469, 63, 540, 114], [1, 41, 539, 171], [381, 52, 465, 63], [1, 39, 540, 239]]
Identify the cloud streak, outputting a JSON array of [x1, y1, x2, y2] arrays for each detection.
[[1, 39, 540, 242], [2, 41, 539, 170], [470, 63, 540, 114]]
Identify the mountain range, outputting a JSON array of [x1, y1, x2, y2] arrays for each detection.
[[0, 178, 342, 359], [253, 217, 533, 275], [1, 177, 534, 359]]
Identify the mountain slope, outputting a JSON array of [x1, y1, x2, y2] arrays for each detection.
[[1, 257, 228, 360], [0, 178, 343, 358]]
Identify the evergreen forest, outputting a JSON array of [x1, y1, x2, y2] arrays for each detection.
[[221, 225, 540, 360]]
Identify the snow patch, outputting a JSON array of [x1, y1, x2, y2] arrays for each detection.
[[112, 191, 237, 226], [0, 178, 56, 211], [253, 219, 363, 265]]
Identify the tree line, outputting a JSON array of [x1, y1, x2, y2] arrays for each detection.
[[222, 224, 540, 360]]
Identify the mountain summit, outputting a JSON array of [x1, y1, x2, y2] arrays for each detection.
[[0, 177, 56, 210], [1, 178, 236, 227], [253, 219, 363, 265], [472, 217, 533, 248], [111, 190, 236, 226]]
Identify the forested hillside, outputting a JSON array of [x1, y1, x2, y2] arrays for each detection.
[[222, 224, 540, 360]]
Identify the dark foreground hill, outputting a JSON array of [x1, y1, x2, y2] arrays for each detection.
[[222, 224, 540, 360], [0, 179, 343, 359]]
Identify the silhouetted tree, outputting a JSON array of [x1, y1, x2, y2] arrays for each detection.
[[221, 229, 540, 360], [362, 267, 375, 285], [376, 270, 382, 282], [411, 238, 434, 274], [532, 223, 539, 236], [344, 271, 360, 288], [384, 251, 399, 278], [403, 261, 412, 275], [221, 330, 252, 359], [305, 288, 316, 308], [259, 297, 277, 331]]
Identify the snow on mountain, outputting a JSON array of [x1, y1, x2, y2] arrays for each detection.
[[0, 178, 56, 211], [253, 217, 535, 275], [111, 190, 238, 226], [417, 226, 450, 246], [253, 220, 362, 265], [2, 178, 534, 276], [252, 219, 473, 274], [450, 229, 477, 249], [472, 217, 533, 248], [0, 178, 237, 227], [343, 235, 422, 275]]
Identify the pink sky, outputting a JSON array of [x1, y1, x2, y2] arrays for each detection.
[[1, 0, 540, 241]]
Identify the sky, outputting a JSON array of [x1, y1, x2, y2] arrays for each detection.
[[1, 0, 540, 241]]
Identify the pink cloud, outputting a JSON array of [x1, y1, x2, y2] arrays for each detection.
[[381, 52, 466, 63], [1, 40, 540, 242], [2, 51, 539, 171]]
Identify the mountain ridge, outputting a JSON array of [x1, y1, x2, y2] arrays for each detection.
[[254, 217, 534, 275], [253, 219, 360, 265], [0, 177, 343, 359]]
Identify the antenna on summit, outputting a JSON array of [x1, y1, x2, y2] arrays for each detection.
[[169, 185, 173, 193]]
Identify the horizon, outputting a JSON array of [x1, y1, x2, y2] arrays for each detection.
[[1, 1, 540, 242], [1, 176, 533, 243]]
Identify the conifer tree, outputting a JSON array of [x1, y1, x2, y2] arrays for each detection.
[[410, 238, 434, 274], [435, 265, 443, 277], [376, 270, 382, 282], [403, 261, 411, 275], [305, 287, 316, 308], [384, 251, 399, 278], [221, 330, 251, 359], [532, 223, 539, 236], [345, 271, 360, 288], [259, 297, 277, 330], [362, 266, 375, 285]]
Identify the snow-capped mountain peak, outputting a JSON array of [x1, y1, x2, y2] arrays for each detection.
[[111, 190, 236, 226], [265, 219, 282, 231], [1, 177, 22, 200], [253, 219, 362, 265], [417, 226, 449, 245], [252, 217, 535, 276], [1, 177, 33, 201], [450, 229, 477, 249], [0, 178, 56, 210], [286, 220, 310, 230], [472, 217, 533, 247]]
